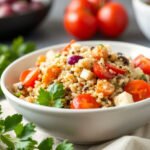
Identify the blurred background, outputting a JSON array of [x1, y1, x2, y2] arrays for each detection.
[[0, 0, 149, 48]]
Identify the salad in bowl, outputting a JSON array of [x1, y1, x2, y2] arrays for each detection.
[[13, 40, 150, 109]]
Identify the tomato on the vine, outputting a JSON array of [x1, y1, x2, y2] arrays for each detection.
[[88, 0, 110, 14], [97, 2, 128, 38], [65, 0, 93, 14], [64, 9, 97, 39]]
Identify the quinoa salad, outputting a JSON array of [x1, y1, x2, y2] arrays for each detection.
[[13, 41, 150, 109]]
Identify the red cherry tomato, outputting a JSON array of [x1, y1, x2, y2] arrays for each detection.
[[70, 94, 100, 109], [97, 2, 128, 38], [66, 0, 94, 14], [133, 55, 150, 75], [124, 80, 150, 102], [19, 68, 39, 87], [88, 0, 110, 14], [64, 9, 97, 39], [106, 63, 126, 74], [19, 69, 31, 82], [93, 63, 114, 79]]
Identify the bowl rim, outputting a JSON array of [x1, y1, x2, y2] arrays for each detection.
[[133, 0, 150, 10], [1, 40, 150, 114]]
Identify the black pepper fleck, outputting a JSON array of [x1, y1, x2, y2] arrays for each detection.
[[91, 46, 95, 50]]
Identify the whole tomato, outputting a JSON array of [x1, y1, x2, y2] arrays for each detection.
[[97, 2, 128, 38], [66, 0, 93, 14], [64, 9, 97, 39], [88, 0, 110, 14]]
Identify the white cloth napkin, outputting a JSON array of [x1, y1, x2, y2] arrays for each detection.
[[1, 100, 150, 150]]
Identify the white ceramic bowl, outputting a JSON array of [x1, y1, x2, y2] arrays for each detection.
[[132, 0, 150, 40], [1, 41, 150, 144]]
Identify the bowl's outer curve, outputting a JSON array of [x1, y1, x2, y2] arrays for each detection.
[[1, 41, 150, 144]]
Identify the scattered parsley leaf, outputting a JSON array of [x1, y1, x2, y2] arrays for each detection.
[[38, 137, 54, 150], [0, 134, 15, 149], [56, 140, 74, 150], [14, 123, 24, 138], [15, 123, 36, 140], [4, 114, 22, 132], [0, 37, 36, 96], [15, 138, 37, 150], [0, 105, 2, 114], [48, 83, 65, 100], [37, 88, 50, 106], [0, 105, 74, 150]]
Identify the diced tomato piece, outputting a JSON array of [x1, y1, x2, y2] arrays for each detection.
[[96, 80, 115, 96], [20, 68, 39, 87], [36, 55, 46, 66], [61, 40, 76, 52], [93, 62, 114, 79], [133, 55, 150, 75], [124, 80, 150, 102], [70, 94, 100, 109], [42, 66, 61, 85], [106, 63, 126, 74], [19, 69, 31, 82]]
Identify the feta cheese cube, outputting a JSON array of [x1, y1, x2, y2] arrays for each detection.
[[114, 92, 134, 106], [46, 50, 56, 61], [80, 69, 94, 80]]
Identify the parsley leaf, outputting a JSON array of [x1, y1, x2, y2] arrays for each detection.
[[0, 37, 36, 96], [48, 83, 65, 100], [56, 140, 74, 150], [4, 114, 22, 132], [37, 83, 66, 107], [15, 123, 36, 140], [53, 99, 65, 108], [1, 134, 15, 149], [38, 138, 54, 150], [0, 105, 74, 150], [37, 88, 50, 106], [15, 138, 37, 150]]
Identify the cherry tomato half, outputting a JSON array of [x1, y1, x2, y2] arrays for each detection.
[[106, 63, 126, 74], [124, 80, 150, 102], [19, 68, 39, 87], [97, 2, 128, 38], [93, 63, 114, 79], [133, 55, 150, 75], [70, 94, 100, 109]]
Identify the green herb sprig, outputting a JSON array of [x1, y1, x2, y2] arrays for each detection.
[[0, 105, 74, 150], [0, 37, 36, 96], [37, 83, 65, 108]]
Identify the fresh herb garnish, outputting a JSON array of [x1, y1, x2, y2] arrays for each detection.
[[0, 37, 36, 96], [0, 105, 74, 150], [140, 74, 147, 81], [37, 83, 65, 108]]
